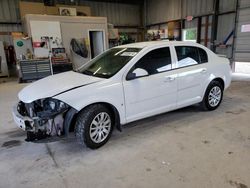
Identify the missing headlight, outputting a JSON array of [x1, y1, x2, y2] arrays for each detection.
[[42, 99, 68, 114], [23, 98, 70, 141]]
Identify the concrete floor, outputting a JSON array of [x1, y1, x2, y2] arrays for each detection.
[[0, 76, 250, 188]]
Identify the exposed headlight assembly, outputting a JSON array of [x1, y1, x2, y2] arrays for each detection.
[[37, 98, 69, 119]]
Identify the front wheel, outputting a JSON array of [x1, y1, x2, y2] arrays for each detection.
[[75, 104, 113, 149], [201, 80, 223, 111]]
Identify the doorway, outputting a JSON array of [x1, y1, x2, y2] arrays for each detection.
[[89, 30, 105, 58]]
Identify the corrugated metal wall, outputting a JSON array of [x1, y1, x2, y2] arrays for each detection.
[[0, 0, 141, 26], [146, 0, 240, 59], [215, 0, 236, 58], [0, 0, 20, 22], [1, 0, 249, 63], [182, 0, 214, 17], [0, 25, 22, 45], [146, 0, 214, 25], [216, 13, 235, 58], [234, 0, 250, 62], [0, 0, 22, 45], [219, 0, 236, 12], [146, 0, 181, 25], [80, 1, 141, 26]]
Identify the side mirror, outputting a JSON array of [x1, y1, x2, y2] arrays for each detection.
[[127, 68, 149, 80]]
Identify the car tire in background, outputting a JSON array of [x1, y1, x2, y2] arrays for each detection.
[[75, 104, 114, 149], [201, 80, 224, 111]]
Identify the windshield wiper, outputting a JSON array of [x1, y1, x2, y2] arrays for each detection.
[[82, 70, 94, 76], [94, 73, 110, 79]]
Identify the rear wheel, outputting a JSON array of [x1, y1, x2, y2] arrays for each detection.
[[75, 104, 113, 149], [201, 80, 223, 111]]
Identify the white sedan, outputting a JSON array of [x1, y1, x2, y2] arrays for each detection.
[[12, 41, 232, 149]]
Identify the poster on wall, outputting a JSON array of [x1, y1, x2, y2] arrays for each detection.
[[30, 21, 63, 58]]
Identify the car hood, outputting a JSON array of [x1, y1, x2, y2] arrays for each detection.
[[18, 71, 104, 103]]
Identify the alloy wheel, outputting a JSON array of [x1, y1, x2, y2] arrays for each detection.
[[208, 86, 222, 107], [89, 112, 112, 143]]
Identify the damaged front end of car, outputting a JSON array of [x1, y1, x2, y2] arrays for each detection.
[[13, 98, 77, 141]]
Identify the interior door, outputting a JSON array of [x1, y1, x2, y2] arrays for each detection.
[[174, 46, 209, 108], [123, 47, 177, 123]]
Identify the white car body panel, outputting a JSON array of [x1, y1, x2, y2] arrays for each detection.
[[53, 79, 127, 124], [16, 41, 232, 126], [123, 70, 178, 122], [18, 71, 104, 103]]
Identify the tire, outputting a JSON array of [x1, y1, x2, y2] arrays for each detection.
[[75, 104, 114, 149], [201, 80, 224, 111]]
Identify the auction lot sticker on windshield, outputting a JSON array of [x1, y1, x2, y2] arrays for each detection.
[[120, 52, 138, 57]]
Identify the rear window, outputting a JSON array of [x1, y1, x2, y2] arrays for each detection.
[[175, 46, 208, 68]]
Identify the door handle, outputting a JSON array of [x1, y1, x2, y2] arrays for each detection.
[[164, 76, 175, 82], [200, 68, 207, 74]]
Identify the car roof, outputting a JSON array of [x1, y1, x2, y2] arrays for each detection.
[[115, 41, 203, 49]]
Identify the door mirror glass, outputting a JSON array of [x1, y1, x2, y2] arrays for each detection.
[[127, 68, 149, 80]]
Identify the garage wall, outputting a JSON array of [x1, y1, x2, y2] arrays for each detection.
[[0, 25, 22, 45], [0, 0, 142, 45], [0, 0, 21, 45], [216, 13, 235, 58], [0, 0, 20, 23], [146, 0, 240, 59], [234, 0, 250, 62], [146, 0, 181, 25], [22, 0, 142, 26], [146, 0, 214, 25], [80, 1, 141, 26], [215, 0, 237, 58], [219, 0, 236, 12], [181, 0, 214, 17]]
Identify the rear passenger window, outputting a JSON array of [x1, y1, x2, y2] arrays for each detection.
[[198, 48, 208, 63], [175, 46, 208, 68], [134, 47, 172, 75]]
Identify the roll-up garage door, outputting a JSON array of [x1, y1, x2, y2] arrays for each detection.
[[234, 0, 250, 62]]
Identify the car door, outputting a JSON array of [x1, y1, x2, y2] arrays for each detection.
[[123, 46, 178, 123], [174, 46, 210, 108]]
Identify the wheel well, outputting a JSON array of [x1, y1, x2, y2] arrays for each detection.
[[212, 77, 225, 90], [68, 102, 121, 133]]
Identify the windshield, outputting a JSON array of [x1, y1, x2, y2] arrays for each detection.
[[80, 48, 141, 78]]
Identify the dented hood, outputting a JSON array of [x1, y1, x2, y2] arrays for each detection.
[[18, 71, 104, 103]]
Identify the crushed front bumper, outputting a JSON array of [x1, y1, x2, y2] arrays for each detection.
[[12, 104, 34, 131]]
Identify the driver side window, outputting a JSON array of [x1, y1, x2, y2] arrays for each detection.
[[133, 47, 172, 75]]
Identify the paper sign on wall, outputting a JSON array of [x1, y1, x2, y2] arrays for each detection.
[[241, 24, 250, 32]]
